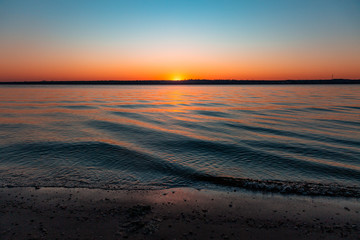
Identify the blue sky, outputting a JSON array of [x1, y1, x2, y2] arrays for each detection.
[[1, 0, 359, 80]]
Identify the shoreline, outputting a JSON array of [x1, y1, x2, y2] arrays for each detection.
[[1, 79, 360, 85], [1, 187, 359, 239]]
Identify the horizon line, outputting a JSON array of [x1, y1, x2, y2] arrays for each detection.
[[1, 79, 360, 85]]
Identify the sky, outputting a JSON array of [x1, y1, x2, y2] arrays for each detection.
[[0, 0, 359, 81]]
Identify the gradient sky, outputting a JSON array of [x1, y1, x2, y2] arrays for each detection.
[[0, 0, 359, 81]]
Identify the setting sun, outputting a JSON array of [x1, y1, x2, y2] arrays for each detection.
[[172, 76, 183, 81]]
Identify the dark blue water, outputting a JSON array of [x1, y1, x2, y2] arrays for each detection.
[[0, 85, 359, 196]]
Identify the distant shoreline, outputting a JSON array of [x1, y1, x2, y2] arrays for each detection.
[[1, 79, 360, 85]]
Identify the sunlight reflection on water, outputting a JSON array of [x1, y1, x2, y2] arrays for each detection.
[[0, 85, 359, 192]]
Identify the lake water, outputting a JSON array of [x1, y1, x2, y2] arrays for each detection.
[[0, 85, 359, 196]]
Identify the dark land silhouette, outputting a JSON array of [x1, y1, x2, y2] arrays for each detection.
[[1, 79, 360, 85]]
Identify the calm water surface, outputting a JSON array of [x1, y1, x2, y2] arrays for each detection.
[[0, 85, 359, 195]]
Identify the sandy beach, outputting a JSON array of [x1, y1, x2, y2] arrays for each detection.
[[0, 187, 359, 240]]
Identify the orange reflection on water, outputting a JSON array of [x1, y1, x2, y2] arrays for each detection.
[[1, 84, 360, 188], [1, 84, 360, 147]]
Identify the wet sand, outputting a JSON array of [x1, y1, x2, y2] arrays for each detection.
[[0, 187, 359, 239]]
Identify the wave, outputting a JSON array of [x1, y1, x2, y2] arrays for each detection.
[[194, 175, 360, 198], [1, 141, 359, 198], [194, 110, 231, 118], [1, 85, 360, 198], [224, 122, 360, 147], [58, 105, 97, 109]]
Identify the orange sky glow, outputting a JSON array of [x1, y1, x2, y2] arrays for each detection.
[[0, 0, 359, 81]]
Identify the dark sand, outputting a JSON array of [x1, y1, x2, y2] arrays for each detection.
[[0, 187, 359, 239]]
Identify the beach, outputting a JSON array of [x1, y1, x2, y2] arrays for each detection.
[[1, 187, 359, 239]]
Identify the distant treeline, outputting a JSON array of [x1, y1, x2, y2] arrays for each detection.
[[1, 79, 360, 85]]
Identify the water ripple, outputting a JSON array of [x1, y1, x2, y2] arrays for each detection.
[[0, 85, 359, 196]]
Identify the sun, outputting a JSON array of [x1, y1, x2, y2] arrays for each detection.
[[172, 75, 183, 81]]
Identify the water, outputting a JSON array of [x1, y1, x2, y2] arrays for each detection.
[[0, 85, 359, 196]]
